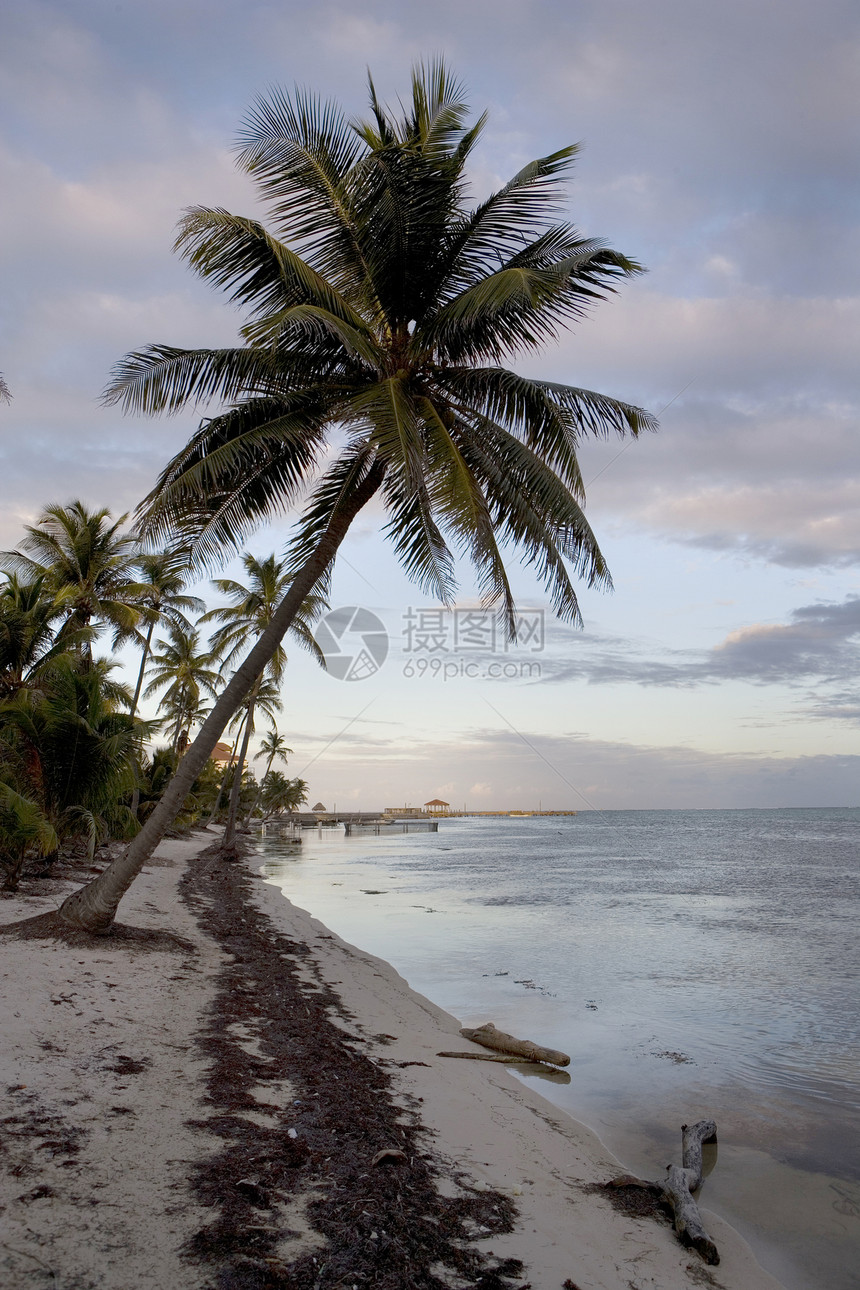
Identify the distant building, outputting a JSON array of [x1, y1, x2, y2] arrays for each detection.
[[384, 805, 425, 817], [210, 741, 234, 765], [424, 799, 450, 814], [311, 801, 327, 812]]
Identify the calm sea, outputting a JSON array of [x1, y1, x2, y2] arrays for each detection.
[[257, 808, 860, 1290]]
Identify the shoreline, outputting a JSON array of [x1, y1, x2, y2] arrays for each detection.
[[0, 832, 784, 1289]]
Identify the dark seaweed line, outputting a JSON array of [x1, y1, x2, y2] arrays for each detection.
[[179, 844, 529, 1290]]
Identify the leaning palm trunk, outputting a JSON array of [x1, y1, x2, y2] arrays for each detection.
[[56, 463, 384, 933], [223, 677, 260, 848], [244, 756, 273, 827], [129, 619, 156, 819], [131, 620, 156, 717]]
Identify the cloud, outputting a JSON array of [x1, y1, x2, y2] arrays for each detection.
[[540, 596, 860, 706], [537, 290, 860, 569], [1, 4, 857, 574], [291, 721, 860, 810]]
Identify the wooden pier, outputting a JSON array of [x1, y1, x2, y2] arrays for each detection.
[[258, 808, 576, 835], [343, 819, 438, 835]]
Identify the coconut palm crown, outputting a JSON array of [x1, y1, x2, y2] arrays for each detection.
[[1, 501, 142, 651], [107, 61, 654, 632], [201, 552, 325, 680]]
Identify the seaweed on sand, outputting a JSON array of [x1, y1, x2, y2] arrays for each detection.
[[180, 845, 529, 1290]]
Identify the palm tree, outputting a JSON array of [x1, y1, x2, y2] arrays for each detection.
[[56, 63, 654, 933], [201, 552, 323, 845], [1, 501, 141, 657], [125, 550, 205, 817], [135, 746, 223, 830], [0, 373, 11, 403], [129, 550, 205, 717], [247, 728, 293, 823], [0, 573, 92, 698], [204, 678, 283, 824], [143, 623, 221, 753], [261, 771, 308, 817], [255, 727, 292, 777]]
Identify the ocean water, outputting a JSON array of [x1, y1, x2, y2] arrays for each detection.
[[257, 808, 860, 1290]]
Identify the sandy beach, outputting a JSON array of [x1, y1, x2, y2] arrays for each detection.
[[0, 832, 785, 1290]]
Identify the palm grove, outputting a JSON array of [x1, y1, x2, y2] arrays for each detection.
[[0, 505, 311, 891], [4, 63, 654, 933]]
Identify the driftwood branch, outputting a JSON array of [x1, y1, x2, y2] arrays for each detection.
[[681, 1118, 717, 1191], [458, 1022, 570, 1067], [608, 1119, 719, 1265], [660, 1119, 719, 1263], [437, 1050, 529, 1064]]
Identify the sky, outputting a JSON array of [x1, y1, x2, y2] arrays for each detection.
[[1, 0, 858, 809]]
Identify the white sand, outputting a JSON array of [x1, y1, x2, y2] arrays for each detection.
[[0, 835, 786, 1290]]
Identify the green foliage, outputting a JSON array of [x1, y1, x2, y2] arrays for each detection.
[[0, 781, 57, 891], [260, 772, 308, 816], [0, 537, 211, 880], [0, 572, 90, 698], [135, 746, 224, 829], [129, 549, 206, 715], [1, 656, 148, 855], [1, 501, 142, 651], [143, 623, 222, 751], [201, 551, 326, 681]]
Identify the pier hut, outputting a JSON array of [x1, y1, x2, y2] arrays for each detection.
[[424, 798, 450, 814]]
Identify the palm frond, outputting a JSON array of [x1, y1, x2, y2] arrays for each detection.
[[456, 414, 612, 624], [236, 87, 375, 304], [381, 468, 456, 604], [102, 345, 286, 415], [438, 150, 579, 292], [426, 243, 643, 363], [137, 396, 333, 564], [285, 444, 383, 580], [175, 207, 370, 330], [417, 395, 516, 630]]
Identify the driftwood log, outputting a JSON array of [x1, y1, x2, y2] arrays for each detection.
[[660, 1120, 719, 1264], [437, 1051, 527, 1063], [458, 1022, 571, 1067], [609, 1120, 719, 1264]]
